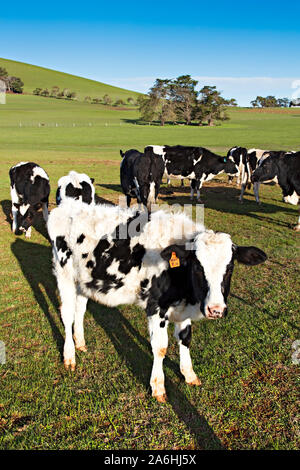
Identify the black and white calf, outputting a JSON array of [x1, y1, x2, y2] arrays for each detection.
[[120, 148, 165, 209], [48, 200, 267, 402], [145, 145, 238, 202], [9, 162, 50, 238], [56, 171, 95, 206], [226, 146, 248, 186], [252, 151, 300, 230]]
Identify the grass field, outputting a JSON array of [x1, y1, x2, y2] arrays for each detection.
[[0, 92, 299, 450], [0, 57, 140, 102]]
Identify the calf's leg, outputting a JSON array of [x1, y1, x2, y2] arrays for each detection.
[[10, 186, 19, 233], [148, 314, 169, 402], [74, 293, 88, 352], [174, 319, 201, 386], [57, 270, 77, 370]]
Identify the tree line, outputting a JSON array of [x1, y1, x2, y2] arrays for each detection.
[[137, 75, 237, 126], [251, 95, 290, 108], [33, 86, 77, 100], [0, 67, 24, 93]]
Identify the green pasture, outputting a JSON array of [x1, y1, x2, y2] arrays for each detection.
[[0, 92, 299, 450], [0, 57, 140, 102]]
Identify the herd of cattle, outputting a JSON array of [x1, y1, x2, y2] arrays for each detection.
[[8, 144, 299, 402]]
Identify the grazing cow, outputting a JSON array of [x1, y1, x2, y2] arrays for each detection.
[[252, 151, 300, 230], [9, 162, 50, 238], [238, 148, 282, 204], [48, 200, 267, 402], [226, 146, 248, 186], [145, 145, 238, 202], [56, 171, 95, 206], [120, 149, 165, 209]]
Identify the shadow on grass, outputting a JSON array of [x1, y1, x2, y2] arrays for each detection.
[[96, 183, 122, 194], [1, 199, 50, 241], [11, 238, 63, 357], [159, 184, 296, 228], [89, 302, 224, 449]]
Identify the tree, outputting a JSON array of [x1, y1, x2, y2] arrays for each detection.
[[41, 88, 50, 97], [33, 87, 42, 96], [137, 95, 158, 123], [102, 94, 112, 105], [66, 91, 76, 99], [8, 77, 24, 94], [276, 97, 290, 108], [195, 86, 230, 126], [115, 98, 125, 106], [127, 97, 134, 104], [51, 86, 60, 97], [84, 96, 91, 102], [169, 75, 198, 125]]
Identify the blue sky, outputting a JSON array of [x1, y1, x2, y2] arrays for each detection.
[[1, 1, 300, 105]]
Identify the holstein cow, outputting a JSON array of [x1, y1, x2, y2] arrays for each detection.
[[56, 171, 95, 206], [9, 162, 50, 238], [238, 149, 287, 204], [48, 200, 267, 402], [226, 146, 248, 186], [252, 151, 300, 230], [145, 145, 238, 202], [120, 149, 165, 210]]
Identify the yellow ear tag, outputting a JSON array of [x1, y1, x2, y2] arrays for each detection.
[[169, 251, 180, 268]]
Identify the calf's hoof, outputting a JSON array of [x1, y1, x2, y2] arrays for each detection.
[[64, 358, 76, 371], [187, 377, 202, 386], [153, 393, 168, 403], [76, 344, 87, 352]]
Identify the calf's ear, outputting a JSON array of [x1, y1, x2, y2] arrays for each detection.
[[160, 244, 191, 267], [234, 246, 267, 265]]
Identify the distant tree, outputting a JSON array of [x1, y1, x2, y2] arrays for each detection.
[[84, 96, 91, 102], [127, 97, 134, 104], [33, 87, 42, 96], [195, 85, 230, 126], [66, 91, 76, 99], [115, 98, 125, 106], [227, 98, 238, 106], [251, 95, 279, 107], [51, 86, 60, 97], [41, 88, 50, 97], [57, 91, 65, 99], [92, 97, 101, 104], [276, 97, 290, 108], [103, 94, 112, 105], [8, 77, 24, 94]]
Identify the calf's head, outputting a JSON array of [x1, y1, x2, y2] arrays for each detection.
[[161, 231, 267, 319], [16, 204, 36, 232]]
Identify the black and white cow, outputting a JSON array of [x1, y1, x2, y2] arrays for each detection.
[[226, 146, 248, 186], [120, 149, 165, 210], [238, 149, 287, 204], [9, 162, 50, 238], [145, 145, 238, 202], [252, 151, 300, 230], [48, 200, 267, 402], [56, 171, 95, 206]]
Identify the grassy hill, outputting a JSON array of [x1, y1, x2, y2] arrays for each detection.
[[0, 57, 141, 102]]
